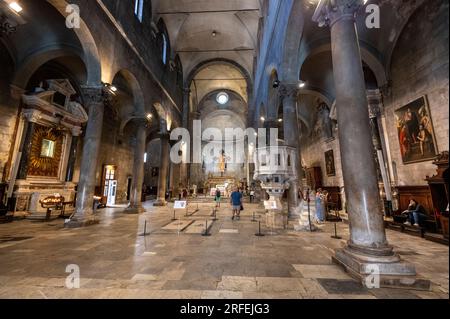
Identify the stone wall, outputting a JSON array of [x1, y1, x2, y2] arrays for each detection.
[[302, 135, 344, 189], [383, 0, 449, 186], [0, 45, 17, 183]]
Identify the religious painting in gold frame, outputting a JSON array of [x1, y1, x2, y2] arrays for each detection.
[[28, 125, 63, 177], [395, 96, 438, 164]]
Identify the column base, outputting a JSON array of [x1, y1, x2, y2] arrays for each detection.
[[153, 199, 167, 207], [64, 216, 99, 229], [124, 206, 145, 214], [332, 246, 431, 291], [265, 211, 288, 230]]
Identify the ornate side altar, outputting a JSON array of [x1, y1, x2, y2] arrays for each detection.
[[253, 141, 297, 229], [11, 79, 88, 218]]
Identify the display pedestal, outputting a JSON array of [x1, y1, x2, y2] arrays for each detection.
[[294, 199, 319, 232]]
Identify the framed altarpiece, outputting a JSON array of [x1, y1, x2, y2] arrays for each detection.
[[10, 79, 88, 217]]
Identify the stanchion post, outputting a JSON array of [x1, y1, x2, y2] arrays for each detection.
[[331, 222, 342, 239], [172, 209, 177, 221], [202, 219, 211, 237], [255, 220, 265, 237]]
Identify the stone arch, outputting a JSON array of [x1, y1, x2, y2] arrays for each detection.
[[12, 46, 85, 89], [299, 42, 388, 88], [185, 58, 253, 96], [112, 69, 145, 115], [46, 0, 102, 86], [280, 0, 305, 82]]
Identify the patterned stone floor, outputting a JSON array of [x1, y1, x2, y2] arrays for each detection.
[[0, 202, 448, 299]]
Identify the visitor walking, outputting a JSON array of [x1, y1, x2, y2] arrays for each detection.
[[250, 189, 255, 203], [230, 188, 243, 221], [215, 189, 222, 208]]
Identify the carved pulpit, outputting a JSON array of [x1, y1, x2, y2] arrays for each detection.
[[11, 79, 88, 219]]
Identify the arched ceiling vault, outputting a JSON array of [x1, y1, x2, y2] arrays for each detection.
[[152, 0, 261, 79], [190, 63, 249, 105]]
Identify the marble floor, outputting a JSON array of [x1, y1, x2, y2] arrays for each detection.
[[0, 202, 448, 299]]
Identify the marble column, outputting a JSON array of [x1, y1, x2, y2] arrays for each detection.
[[126, 119, 147, 214], [16, 112, 38, 180], [281, 84, 302, 217], [66, 86, 104, 228], [189, 111, 202, 186], [368, 89, 393, 216], [65, 128, 82, 182], [154, 122, 170, 206], [180, 88, 190, 187], [313, 0, 422, 288]]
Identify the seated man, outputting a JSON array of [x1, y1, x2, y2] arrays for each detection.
[[402, 199, 428, 227]]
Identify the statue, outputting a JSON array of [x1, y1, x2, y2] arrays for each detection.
[[318, 103, 333, 140], [216, 150, 230, 177]]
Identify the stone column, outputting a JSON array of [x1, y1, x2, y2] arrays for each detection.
[[180, 88, 190, 187], [65, 128, 82, 182], [281, 84, 302, 217], [313, 0, 421, 288], [66, 86, 104, 228], [126, 119, 147, 213], [154, 121, 170, 206], [16, 110, 40, 180], [368, 89, 393, 216], [189, 111, 202, 186]]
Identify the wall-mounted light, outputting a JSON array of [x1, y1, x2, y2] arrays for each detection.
[[298, 81, 306, 88], [212, 30, 217, 37], [110, 85, 117, 92], [260, 116, 265, 122], [9, 2, 23, 13], [146, 113, 153, 120], [278, 118, 283, 123]]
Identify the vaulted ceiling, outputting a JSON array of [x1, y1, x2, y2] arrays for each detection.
[[152, 0, 261, 101]]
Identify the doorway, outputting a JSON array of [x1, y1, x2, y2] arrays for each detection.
[[102, 165, 117, 206]]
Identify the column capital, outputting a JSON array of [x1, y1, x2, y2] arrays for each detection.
[[279, 83, 300, 100], [22, 109, 42, 123], [191, 111, 202, 120], [81, 85, 104, 105], [71, 127, 83, 137], [312, 0, 364, 28], [131, 117, 149, 129]]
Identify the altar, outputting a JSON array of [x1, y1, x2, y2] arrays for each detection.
[[205, 175, 237, 197], [9, 79, 88, 218]]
